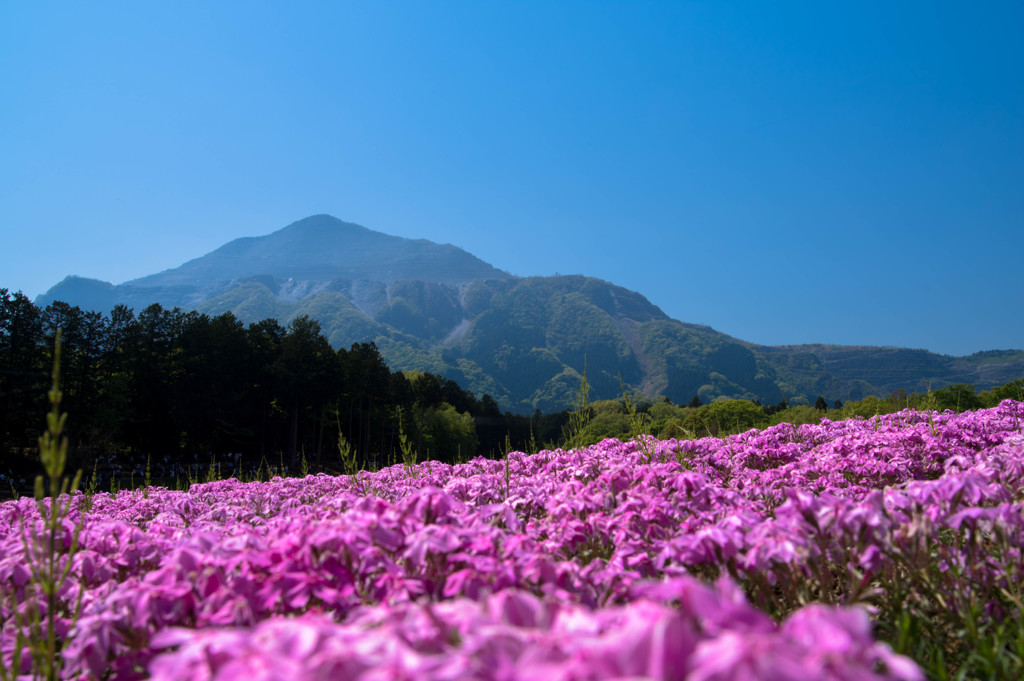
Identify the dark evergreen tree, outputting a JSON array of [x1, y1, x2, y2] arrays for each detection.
[[247, 317, 288, 461], [127, 304, 192, 459], [0, 290, 46, 473], [273, 315, 337, 468], [339, 341, 393, 467], [178, 312, 253, 455], [41, 301, 107, 461]]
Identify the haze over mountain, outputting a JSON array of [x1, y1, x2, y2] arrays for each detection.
[[37, 215, 1024, 412]]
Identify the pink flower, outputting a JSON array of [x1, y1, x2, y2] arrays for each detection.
[[689, 632, 809, 681]]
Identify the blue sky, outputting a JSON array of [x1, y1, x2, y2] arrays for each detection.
[[2, 1, 1021, 356]]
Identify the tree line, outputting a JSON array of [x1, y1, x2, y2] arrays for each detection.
[[546, 379, 1024, 448], [4, 288, 1022, 493], [1, 290, 565, 491]]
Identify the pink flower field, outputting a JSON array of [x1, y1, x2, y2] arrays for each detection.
[[4, 401, 1024, 680]]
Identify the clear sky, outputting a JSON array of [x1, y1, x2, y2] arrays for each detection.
[[2, 1, 1021, 356]]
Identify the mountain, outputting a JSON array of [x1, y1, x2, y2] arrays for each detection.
[[39, 215, 514, 313], [36, 215, 1024, 412]]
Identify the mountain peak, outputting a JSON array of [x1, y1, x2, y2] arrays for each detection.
[[38, 215, 515, 310], [274, 214, 372, 238], [125, 214, 512, 288]]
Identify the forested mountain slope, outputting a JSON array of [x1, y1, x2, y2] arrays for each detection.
[[35, 215, 1023, 412]]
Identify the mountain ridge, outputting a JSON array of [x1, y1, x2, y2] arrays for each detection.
[[35, 215, 1023, 412]]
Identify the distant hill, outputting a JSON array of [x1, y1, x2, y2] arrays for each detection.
[[755, 345, 1024, 404], [36, 215, 1024, 412]]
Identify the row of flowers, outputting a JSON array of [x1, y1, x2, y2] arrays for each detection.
[[2, 400, 1023, 679]]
